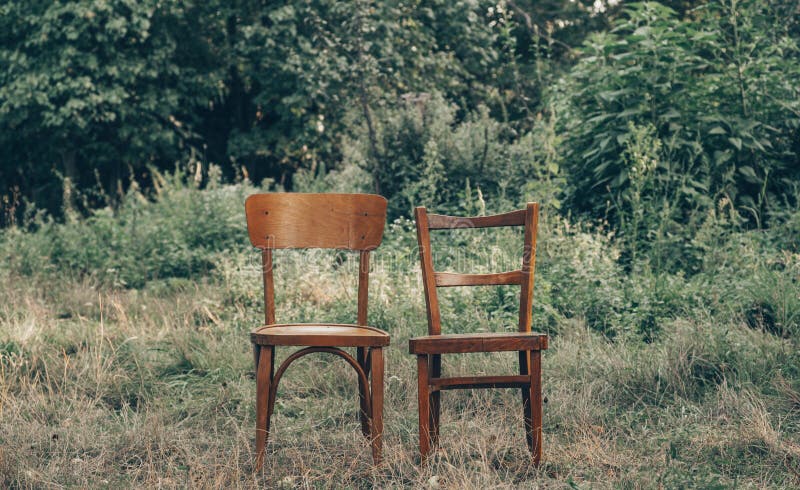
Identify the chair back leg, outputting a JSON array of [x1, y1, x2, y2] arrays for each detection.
[[519, 349, 543, 463], [429, 354, 442, 447], [357, 347, 372, 438], [530, 350, 543, 464], [416, 354, 431, 461]]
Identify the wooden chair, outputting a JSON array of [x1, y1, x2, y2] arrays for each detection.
[[244, 193, 390, 470], [409, 203, 548, 463]]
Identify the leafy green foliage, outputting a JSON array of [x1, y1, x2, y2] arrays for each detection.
[[0, 1, 223, 212], [1, 168, 259, 288], [0, 0, 566, 220], [562, 0, 800, 237], [339, 93, 563, 217]]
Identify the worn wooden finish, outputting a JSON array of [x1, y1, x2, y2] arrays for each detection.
[[262, 249, 276, 325], [245, 193, 389, 470], [357, 347, 371, 437], [409, 332, 547, 354], [426, 209, 527, 229], [519, 349, 531, 442], [434, 270, 524, 287], [252, 324, 390, 347], [530, 349, 543, 464], [410, 204, 547, 464], [245, 193, 388, 250]]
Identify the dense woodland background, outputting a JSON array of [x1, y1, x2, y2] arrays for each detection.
[[1, 1, 800, 487], [2, 0, 799, 231]]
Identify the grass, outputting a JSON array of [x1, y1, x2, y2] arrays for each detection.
[[1, 179, 799, 487], [1, 246, 799, 488]]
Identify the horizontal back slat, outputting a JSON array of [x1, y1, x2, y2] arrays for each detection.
[[434, 271, 524, 287], [245, 193, 387, 250], [426, 209, 526, 230]]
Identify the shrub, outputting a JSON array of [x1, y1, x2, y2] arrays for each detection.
[[1, 167, 261, 288], [560, 0, 800, 251], [339, 92, 563, 218]]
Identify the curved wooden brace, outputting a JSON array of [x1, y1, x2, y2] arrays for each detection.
[[267, 347, 372, 424]]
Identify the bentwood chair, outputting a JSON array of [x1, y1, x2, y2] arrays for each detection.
[[409, 203, 548, 463], [245, 193, 390, 470]]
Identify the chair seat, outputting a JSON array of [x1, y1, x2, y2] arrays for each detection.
[[251, 323, 390, 347], [409, 331, 548, 354]]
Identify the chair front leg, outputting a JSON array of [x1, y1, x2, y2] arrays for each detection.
[[369, 347, 384, 464], [255, 345, 275, 471], [417, 354, 431, 461]]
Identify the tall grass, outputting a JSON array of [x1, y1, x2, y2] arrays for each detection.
[[1, 174, 799, 487]]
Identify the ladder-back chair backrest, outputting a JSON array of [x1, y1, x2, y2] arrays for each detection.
[[245, 193, 388, 326], [414, 203, 539, 335]]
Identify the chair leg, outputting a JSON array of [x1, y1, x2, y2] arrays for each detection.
[[253, 344, 260, 370], [530, 350, 543, 465], [417, 354, 431, 461], [255, 345, 274, 471], [369, 347, 384, 464], [519, 350, 533, 452], [357, 347, 371, 438], [429, 354, 441, 448], [521, 349, 543, 465]]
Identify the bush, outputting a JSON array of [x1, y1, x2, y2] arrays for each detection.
[[1, 167, 262, 288], [560, 0, 800, 254], [339, 92, 563, 218]]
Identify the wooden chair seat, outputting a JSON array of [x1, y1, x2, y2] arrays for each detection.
[[252, 323, 390, 347], [409, 332, 547, 354]]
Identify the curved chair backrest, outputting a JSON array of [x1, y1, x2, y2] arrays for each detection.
[[245, 193, 388, 326], [245, 193, 388, 250], [414, 203, 540, 335]]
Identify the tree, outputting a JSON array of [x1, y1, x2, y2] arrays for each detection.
[[0, 0, 222, 215]]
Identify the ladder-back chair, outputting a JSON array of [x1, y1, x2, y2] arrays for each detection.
[[245, 193, 390, 470], [409, 203, 548, 463]]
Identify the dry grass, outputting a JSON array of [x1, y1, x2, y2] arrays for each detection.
[[1, 258, 799, 489]]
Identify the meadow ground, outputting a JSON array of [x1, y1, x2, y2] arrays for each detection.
[[1, 181, 799, 488], [1, 235, 799, 488]]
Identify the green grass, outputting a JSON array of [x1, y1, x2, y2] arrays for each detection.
[[1, 182, 799, 487]]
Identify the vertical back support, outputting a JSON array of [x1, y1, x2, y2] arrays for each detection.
[[358, 251, 370, 326], [415, 207, 442, 335], [258, 242, 373, 328], [262, 249, 276, 325], [518, 202, 539, 332]]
